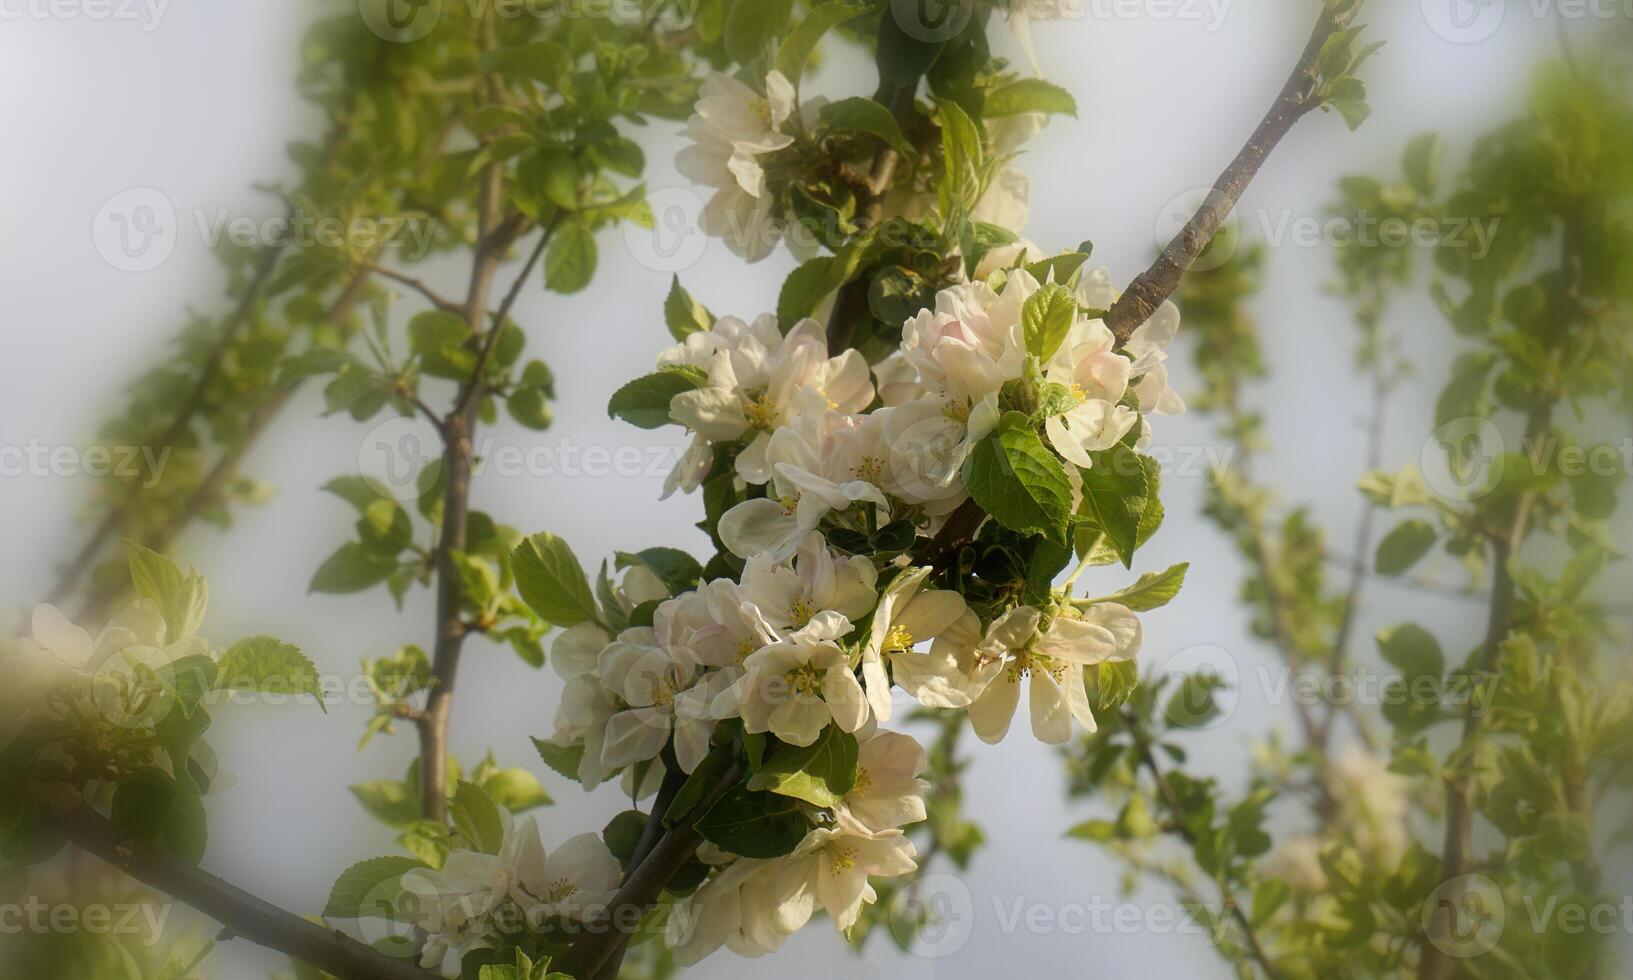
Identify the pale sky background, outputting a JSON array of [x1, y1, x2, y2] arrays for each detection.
[[1, 2, 1623, 978]]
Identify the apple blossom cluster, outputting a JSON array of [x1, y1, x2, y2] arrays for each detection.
[[543, 256, 1187, 962], [677, 69, 1048, 263], [402, 815, 623, 972]]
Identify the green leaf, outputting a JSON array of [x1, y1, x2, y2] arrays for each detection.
[[357, 498, 413, 554], [776, 0, 870, 83], [984, 78, 1077, 118], [1375, 520, 1438, 576], [1252, 878, 1291, 928], [409, 310, 476, 380], [350, 780, 418, 827], [1021, 282, 1078, 360], [746, 724, 859, 807], [126, 542, 208, 642], [664, 276, 713, 342], [479, 41, 571, 87], [323, 475, 391, 512], [531, 736, 583, 781], [963, 412, 1073, 543], [615, 547, 703, 595], [450, 781, 506, 855], [544, 221, 596, 294], [523, 147, 581, 211], [310, 542, 398, 594], [607, 370, 702, 429], [323, 856, 429, 919], [875, 2, 947, 87], [481, 768, 552, 813], [666, 741, 737, 826], [602, 809, 648, 866], [1095, 659, 1139, 713], [695, 784, 809, 859], [820, 97, 914, 157], [778, 255, 846, 325], [214, 636, 324, 707], [512, 531, 599, 626], [111, 768, 207, 864], [1090, 562, 1188, 612], [724, 0, 794, 64], [1377, 624, 1445, 684], [1077, 445, 1150, 568], [507, 386, 554, 431]]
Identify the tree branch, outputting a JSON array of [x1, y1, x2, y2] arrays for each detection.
[[557, 764, 743, 980], [45, 236, 289, 606], [57, 808, 442, 980], [1105, 4, 1347, 347], [1124, 713, 1283, 980], [363, 263, 464, 315]]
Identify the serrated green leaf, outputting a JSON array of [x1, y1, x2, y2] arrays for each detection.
[[607, 370, 702, 429], [512, 532, 599, 627], [1091, 562, 1188, 612], [1376, 520, 1438, 576], [984, 78, 1077, 118], [664, 276, 713, 342], [1021, 282, 1077, 360], [544, 221, 596, 294], [214, 636, 324, 708], [821, 97, 914, 158], [323, 856, 429, 919], [746, 724, 858, 807], [695, 784, 809, 859], [963, 412, 1074, 543]]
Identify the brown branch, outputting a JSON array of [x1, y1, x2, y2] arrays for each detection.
[[363, 263, 463, 314], [1105, 4, 1348, 348], [58, 807, 442, 980], [557, 764, 743, 980], [826, 84, 917, 357]]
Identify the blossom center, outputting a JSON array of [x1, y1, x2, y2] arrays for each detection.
[[743, 392, 779, 430], [785, 663, 823, 697], [882, 624, 915, 655]]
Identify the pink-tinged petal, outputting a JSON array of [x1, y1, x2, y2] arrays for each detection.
[[968, 672, 1021, 744]]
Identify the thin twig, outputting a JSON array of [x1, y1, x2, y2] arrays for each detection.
[[363, 263, 464, 314], [58, 808, 442, 980], [1124, 712, 1283, 980], [45, 235, 290, 606], [1105, 4, 1348, 347]]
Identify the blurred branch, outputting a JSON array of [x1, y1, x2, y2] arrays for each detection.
[[1106, 3, 1349, 347], [58, 807, 442, 980]]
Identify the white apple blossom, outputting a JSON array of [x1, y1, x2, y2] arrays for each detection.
[[833, 726, 930, 835], [718, 409, 890, 559], [736, 531, 878, 634], [665, 316, 873, 486], [676, 71, 797, 262], [736, 612, 870, 746], [773, 827, 918, 931], [858, 566, 969, 721], [597, 627, 700, 770], [965, 603, 1143, 744]]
